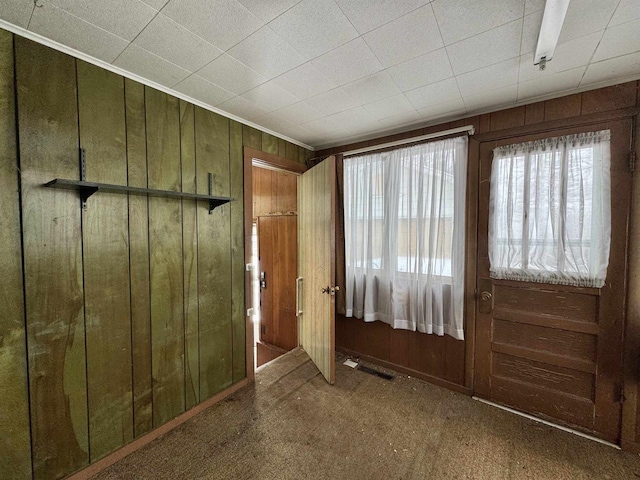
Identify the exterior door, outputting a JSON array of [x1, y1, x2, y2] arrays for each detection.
[[298, 156, 336, 384], [257, 214, 298, 351], [475, 120, 633, 443]]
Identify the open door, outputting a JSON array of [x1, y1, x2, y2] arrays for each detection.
[[298, 156, 336, 384]]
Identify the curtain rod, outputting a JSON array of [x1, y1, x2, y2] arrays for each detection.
[[342, 125, 475, 157]]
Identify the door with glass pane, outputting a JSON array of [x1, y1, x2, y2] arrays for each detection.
[[474, 120, 633, 443]]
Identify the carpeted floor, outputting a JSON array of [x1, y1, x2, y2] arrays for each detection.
[[94, 348, 640, 480]]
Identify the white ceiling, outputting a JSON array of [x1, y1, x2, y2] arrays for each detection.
[[2, 0, 640, 150]]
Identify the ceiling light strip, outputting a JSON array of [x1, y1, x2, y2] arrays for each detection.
[[0, 19, 314, 151], [342, 125, 475, 157]]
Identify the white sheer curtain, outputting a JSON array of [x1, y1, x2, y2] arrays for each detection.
[[344, 136, 468, 340], [489, 130, 611, 288]]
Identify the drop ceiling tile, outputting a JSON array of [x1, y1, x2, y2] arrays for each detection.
[[311, 38, 384, 86], [241, 81, 299, 112], [227, 26, 306, 78], [133, 14, 223, 72], [376, 109, 422, 129], [275, 102, 324, 124], [255, 112, 295, 132], [278, 124, 318, 144], [0, 0, 33, 28], [162, 0, 263, 51], [174, 74, 234, 106], [46, 0, 156, 41], [268, 0, 359, 59], [405, 77, 461, 110], [29, 4, 128, 63], [581, 51, 640, 86], [326, 106, 372, 126], [342, 71, 401, 105], [363, 4, 444, 67], [517, 66, 585, 100], [593, 19, 640, 62], [520, 10, 543, 55], [456, 57, 519, 97], [447, 19, 522, 75], [303, 88, 362, 115], [141, 0, 169, 9], [197, 54, 266, 95], [558, 0, 619, 44], [387, 48, 454, 92], [433, 0, 524, 45], [362, 94, 415, 121], [463, 84, 518, 112], [237, 0, 300, 23], [524, 0, 545, 15], [301, 116, 342, 135], [334, 0, 430, 34], [417, 98, 466, 120], [273, 62, 336, 99], [609, 0, 640, 27], [113, 44, 190, 87], [217, 95, 269, 121], [519, 31, 602, 82]]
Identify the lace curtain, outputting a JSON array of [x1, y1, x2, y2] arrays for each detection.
[[344, 136, 468, 340], [489, 130, 611, 288]]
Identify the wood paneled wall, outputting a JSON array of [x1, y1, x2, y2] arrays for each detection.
[[252, 167, 298, 217], [321, 81, 640, 396], [0, 30, 311, 480]]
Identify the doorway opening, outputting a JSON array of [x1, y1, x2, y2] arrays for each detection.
[[251, 165, 299, 367]]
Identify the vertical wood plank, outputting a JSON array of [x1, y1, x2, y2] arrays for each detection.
[[261, 131, 278, 155], [124, 78, 153, 437], [195, 107, 233, 399], [242, 125, 261, 150], [16, 37, 89, 479], [180, 100, 199, 409], [285, 142, 299, 162], [145, 87, 185, 426], [277, 137, 287, 158], [230, 120, 246, 382], [77, 60, 133, 461], [0, 29, 32, 480]]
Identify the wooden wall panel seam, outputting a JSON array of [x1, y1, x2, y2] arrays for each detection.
[[75, 57, 93, 465]]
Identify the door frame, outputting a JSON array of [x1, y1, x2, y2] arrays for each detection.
[[243, 147, 307, 381]]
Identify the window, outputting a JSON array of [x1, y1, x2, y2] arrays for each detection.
[[344, 136, 468, 340], [489, 130, 611, 288]]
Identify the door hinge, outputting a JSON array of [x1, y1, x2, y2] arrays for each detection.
[[614, 383, 626, 404], [630, 151, 636, 173], [260, 325, 266, 335]]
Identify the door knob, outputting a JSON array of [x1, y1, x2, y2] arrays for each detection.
[[480, 291, 492, 301], [321, 286, 340, 295]]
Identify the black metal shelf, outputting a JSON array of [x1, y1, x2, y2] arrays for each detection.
[[44, 178, 232, 213]]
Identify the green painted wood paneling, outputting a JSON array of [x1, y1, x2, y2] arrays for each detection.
[[230, 120, 246, 382], [261, 131, 278, 155], [77, 60, 133, 461], [124, 78, 153, 438], [0, 28, 32, 480], [145, 87, 185, 427], [16, 37, 89, 480], [242, 124, 261, 150], [195, 107, 233, 399], [180, 100, 200, 410]]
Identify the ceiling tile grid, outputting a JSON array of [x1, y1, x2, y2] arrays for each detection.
[[1, 0, 639, 149]]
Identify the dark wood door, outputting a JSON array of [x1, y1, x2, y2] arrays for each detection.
[[258, 215, 298, 351], [475, 120, 633, 443]]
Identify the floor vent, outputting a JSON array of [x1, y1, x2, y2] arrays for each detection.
[[357, 365, 394, 380]]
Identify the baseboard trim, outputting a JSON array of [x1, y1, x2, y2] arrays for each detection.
[[66, 378, 250, 480], [336, 346, 472, 395]]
